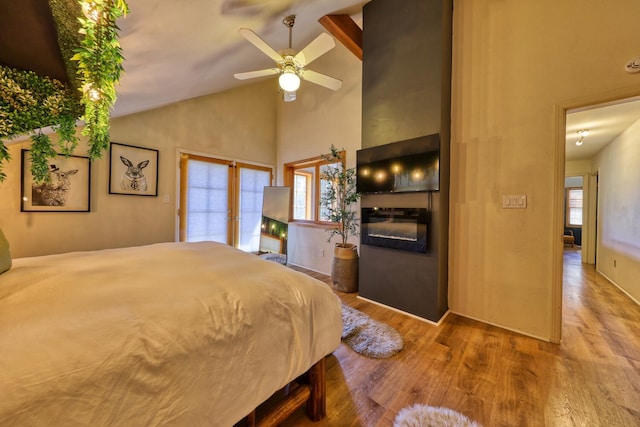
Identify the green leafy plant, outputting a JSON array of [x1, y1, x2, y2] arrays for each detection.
[[0, 0, 129, 183], [319, 145, 361, 247], [30, 132, 59, 181], [0, 67, 81, 181], [73, 0, 129, 158]]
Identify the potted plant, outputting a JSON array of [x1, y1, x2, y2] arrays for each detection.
[[320, 145, 361, 292]]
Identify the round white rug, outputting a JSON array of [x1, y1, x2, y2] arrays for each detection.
[[393, 404, 482, 427]]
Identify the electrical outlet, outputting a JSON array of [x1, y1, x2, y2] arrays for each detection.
[[319, 249, 325, 258]]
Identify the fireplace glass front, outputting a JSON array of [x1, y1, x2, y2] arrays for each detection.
[[361, 207, 428, 252]]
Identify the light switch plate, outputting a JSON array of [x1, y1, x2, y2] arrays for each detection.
[[503, 194, 527, 209]]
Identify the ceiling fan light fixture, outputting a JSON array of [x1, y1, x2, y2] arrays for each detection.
[[235, 16, 341, 95], [575, 129, 589, 146], [279, 69, 300, 92]]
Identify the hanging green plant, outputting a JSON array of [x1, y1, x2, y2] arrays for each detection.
[[30, 132, 59, 182], [0, 0, 129, 183], [0, 67, 81, 182], [73, 0, 129, 159]]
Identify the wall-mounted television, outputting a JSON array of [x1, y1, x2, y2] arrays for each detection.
[[356, 135, 440, 194]]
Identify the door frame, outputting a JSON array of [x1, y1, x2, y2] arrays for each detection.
[[586, 169, 599, 266], [175, 148, 274, 245], [552, 86, 640, 343]]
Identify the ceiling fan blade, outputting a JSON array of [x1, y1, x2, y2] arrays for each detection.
[[234, 68, 279, 80], [301, 69, 342, 91], [238, 28, 283, 63], [294, 33, 335, 67]]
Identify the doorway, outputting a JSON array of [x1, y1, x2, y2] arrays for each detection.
[[178, 152, 272, 251], [555, 93, 640, 342]]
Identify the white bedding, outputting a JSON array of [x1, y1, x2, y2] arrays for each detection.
[[0, 241, 342, 426]]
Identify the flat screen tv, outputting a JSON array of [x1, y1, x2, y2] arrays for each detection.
[[356, 150, 439, 194]]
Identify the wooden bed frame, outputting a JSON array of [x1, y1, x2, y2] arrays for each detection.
[[241, 357, 327, 426]]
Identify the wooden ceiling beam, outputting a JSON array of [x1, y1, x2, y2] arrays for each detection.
[[318, 14, 362, 61]]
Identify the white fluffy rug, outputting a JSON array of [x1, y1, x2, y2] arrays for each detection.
[[393, 404, 482, 427], [341, 304, 403, 358]]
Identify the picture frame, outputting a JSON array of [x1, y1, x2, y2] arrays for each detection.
[[109, 142, 159, 196], [21, 150, 91, 212]]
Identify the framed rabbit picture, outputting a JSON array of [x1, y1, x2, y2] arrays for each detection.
[[21, 150, 91, 212], [109, 142, 159, 196]]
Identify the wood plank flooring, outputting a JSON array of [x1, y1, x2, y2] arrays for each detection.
[[283, 249, 640, 426]]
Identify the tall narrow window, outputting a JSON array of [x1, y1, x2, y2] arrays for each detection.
[[293, 170, 313, 220], [566, 187, 583, 227]]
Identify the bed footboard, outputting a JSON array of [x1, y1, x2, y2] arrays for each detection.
[[243, 357, 327, 426]]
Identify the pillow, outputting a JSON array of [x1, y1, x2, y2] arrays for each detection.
[[0, 227, 11, 274]]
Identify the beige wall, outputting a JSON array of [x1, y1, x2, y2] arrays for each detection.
[[277, 42, 362, 273], [591, 118, 640, 304], [565, 160, 591, 177], [449, 0, 640, 340], [0, 81, 277, 258]]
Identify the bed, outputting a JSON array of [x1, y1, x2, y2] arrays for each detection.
[[0, 240, 343, 426]]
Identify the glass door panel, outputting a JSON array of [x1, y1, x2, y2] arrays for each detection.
[[236, 163, 272, 252]]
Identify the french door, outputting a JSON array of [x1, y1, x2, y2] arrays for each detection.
[[178, 153, 272, 251]]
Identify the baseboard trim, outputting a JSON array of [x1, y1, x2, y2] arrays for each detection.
[[356, 295, 450, 326], [286, 261, 329, 276], [596, 269, 640, 307], [449, 310, 552, 343]]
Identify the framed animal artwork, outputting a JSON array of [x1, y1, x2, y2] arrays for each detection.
[[108, 142, 159, 196], [20, 150, 91, 212]]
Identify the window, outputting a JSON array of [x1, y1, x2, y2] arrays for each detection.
[[284, 152, 344, 224], [566, 187, 583, 227], [293, 170, 313, 220]]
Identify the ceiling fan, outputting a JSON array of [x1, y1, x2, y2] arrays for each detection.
[[233, 15, 343, 102]]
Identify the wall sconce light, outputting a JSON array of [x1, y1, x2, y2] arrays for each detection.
[[576, 129, 589, 146]]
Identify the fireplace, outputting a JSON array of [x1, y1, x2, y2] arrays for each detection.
[[361, 207, 428, 253]]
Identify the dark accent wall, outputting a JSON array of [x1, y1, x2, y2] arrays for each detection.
[[359, 0, 452, 322], [362, 0, 452, 148]]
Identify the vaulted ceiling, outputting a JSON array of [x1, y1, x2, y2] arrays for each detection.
[[2, 0, 639, 161]]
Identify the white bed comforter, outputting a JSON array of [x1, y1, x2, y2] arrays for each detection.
[[0, 242, 342, 426]]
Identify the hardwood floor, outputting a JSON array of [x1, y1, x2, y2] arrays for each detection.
[[284, 250, 640, 426]]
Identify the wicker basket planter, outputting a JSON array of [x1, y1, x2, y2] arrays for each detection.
[[331, 244, 359, 293]]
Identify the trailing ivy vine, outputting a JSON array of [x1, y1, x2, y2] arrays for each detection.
[[73, 0, 129, 159], [0, 0, 129, 183]]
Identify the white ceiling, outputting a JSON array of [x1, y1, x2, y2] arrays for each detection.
[[112, 0, 367, 118], [110, 1, 640, 162], [566, 98, 640, 161]]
